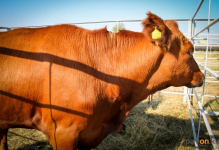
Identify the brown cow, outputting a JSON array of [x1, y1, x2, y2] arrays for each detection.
[[0, 12, 204, 150]]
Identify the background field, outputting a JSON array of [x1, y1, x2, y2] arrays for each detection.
[[7, 51, 219, 150]]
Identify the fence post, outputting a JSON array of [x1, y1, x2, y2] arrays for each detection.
[[184, 19, 193, 104], [183, 87, 188, 104]]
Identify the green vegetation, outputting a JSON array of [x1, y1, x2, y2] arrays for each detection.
[[112, 23, 126, 32]]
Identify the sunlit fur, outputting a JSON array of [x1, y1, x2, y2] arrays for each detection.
[[0, 12, 204, 150]]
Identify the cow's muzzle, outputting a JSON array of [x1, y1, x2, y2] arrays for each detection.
[[189, 72, 205, 88], [190, 80, 203, 88]]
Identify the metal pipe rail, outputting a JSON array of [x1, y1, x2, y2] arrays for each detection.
[[0, 19, 216, 31], [0, 27, 11, 31], [192, 17, 219, 38], [201, 70, 219, 73], [193, 88, 219, 150], [157, 91, 219, 98], [204, 111, 219, 116], [206, 77, 218, 79], [195, 57, 219, 60], [187, 94, 199, 149], [193, 38, 219, 40], [190, 0, 204, 21], [0, 27, 10, 29], [195, 33, 219, 35], [205, 80, 219, 83], [198, 62, 219, 80], [195, 52, 219, 54], [203, 62, 219, 65], [194, 44, 219, 46]]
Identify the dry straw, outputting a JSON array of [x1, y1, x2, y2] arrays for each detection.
[[96, 93, 216, 150]]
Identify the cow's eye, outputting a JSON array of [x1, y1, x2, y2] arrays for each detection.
[[187, 51, 193, 56], [182, 36, 186, 42]]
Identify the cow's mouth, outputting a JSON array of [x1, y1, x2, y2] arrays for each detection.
[[187, 81, 204, 88]]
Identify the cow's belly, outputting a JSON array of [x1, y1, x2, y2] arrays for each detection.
[[0, 99, 34, 129], [0, 92, 44, 129]]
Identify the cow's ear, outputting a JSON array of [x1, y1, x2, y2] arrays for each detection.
[[142, 12, 170, 50]]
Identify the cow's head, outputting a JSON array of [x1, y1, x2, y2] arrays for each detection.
[[142, 12, 204, 88]]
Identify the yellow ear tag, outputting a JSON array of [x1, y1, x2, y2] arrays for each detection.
[[152, 26, 161, 39]]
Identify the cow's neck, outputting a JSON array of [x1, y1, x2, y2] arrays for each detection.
[[103, 38, 166, 112]]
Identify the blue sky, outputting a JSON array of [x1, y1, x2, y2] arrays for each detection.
[[0, 0, 218, 36]]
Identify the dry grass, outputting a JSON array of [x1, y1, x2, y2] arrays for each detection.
[[8, 129, 51, 150], [96, 93, 218, 150], [6, 51, 219, 150]]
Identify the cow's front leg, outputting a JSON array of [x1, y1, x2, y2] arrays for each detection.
[[0, 129, 8, 150], [47, 126, 79, 150]]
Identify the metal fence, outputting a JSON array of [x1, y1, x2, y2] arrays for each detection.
[[185, 0, 219, 149]]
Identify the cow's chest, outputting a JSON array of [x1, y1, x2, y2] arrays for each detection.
[[78, 84, 133, 147], [79, 105, 128, 149]]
